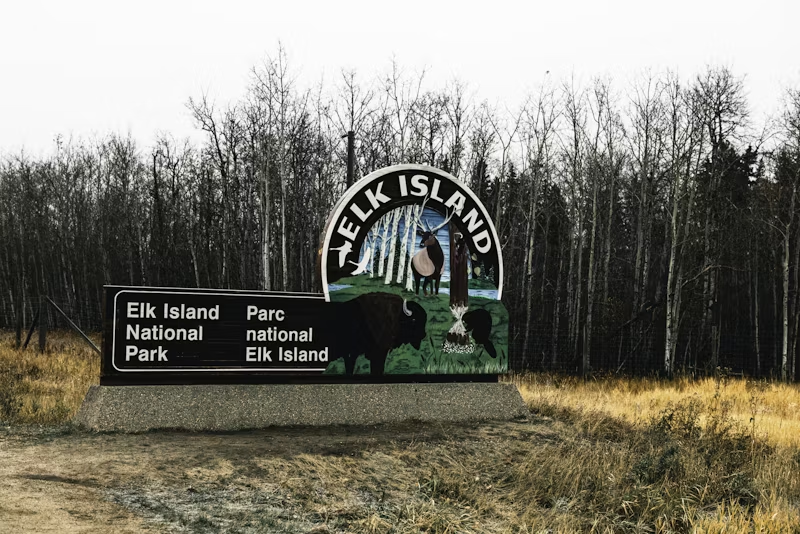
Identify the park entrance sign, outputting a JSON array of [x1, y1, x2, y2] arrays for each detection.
[[83, 164, 523, 431], [99, 164, 507, 385]]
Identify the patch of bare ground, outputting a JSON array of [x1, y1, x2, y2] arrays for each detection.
[[1, 420, 557, 533], [3, 402, 800, 532]]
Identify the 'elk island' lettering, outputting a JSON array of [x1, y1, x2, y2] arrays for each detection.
[[335, 174, 493, 255], [123, 301, 221, 363], [126, 302, 220, 320]]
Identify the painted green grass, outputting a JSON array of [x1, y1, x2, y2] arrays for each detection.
[[326, 275, 508, 375]]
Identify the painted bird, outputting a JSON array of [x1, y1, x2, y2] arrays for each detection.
[[330, 242, 353, 268], [348, 246, 372, 276]]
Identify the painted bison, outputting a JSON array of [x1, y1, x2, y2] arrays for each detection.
[[329, 292, 427, 375]]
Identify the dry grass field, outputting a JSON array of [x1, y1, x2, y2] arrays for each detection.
[[516, 373, 800, 448], [0, 329, 100, 425], [2, 330, 800, 532]]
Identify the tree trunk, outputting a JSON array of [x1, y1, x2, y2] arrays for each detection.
[[566, 211, 577, 346], [792, 226, 800, 379], [753, 245, 761, 375], [710, 269, 719, 370], [633, 173, 647, 315], [378, 213, 391, 277], [552, 241, 565, 367], [665, 183, 680, 375], [261, 140, 271, 291], [405, 206, 421, 291], [540, 212, 551, 300], [772, 251, 780, 373], [572, 211, 584, 364], [701, 197, 714, 369], [583, 172, 598, 376], [602, 171, 615, 305], [783, 228, 791, 381], [384, 208, 401, 284], [449, 224, 469, 308], [395, 205, 412, 285], [523, 172, 539, 360], [280, 158, 288, 291]]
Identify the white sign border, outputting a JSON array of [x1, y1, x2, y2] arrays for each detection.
[[112, 289, 328, 372]]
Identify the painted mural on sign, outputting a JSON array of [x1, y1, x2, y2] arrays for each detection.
[[319, 164, 508, 376]]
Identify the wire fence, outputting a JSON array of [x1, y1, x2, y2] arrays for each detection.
[[505, 327, 777, 378], [0, 295, 777, 378], [0, 297, 102, 333]]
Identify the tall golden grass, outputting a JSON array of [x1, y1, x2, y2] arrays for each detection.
[[2, 330, 800, 531], [513, 373, 800, 532], [0, 329, 99, 424], [514, 372, 800, 448]]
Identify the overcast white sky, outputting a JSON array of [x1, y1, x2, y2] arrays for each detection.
[[1, 0, 798, 156]]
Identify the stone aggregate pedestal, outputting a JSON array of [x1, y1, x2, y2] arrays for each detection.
[[75, 382, 529, 432]]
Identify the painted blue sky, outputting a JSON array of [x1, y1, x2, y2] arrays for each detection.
[[360, 207, 459, 282]]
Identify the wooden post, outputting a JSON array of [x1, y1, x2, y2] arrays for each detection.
[[14, 293, 22, 349], [22, 309, 40, 350], [38, 295, 47, 354], [345, 131, 355, 188]]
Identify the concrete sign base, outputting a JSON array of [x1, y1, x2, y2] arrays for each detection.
[[75, 383, 529, 432]]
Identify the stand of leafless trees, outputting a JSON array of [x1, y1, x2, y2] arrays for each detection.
[[2, 50, 800, 379]]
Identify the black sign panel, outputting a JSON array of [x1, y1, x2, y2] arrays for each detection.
[[102, 285, 455, 385], [103, 286, 337, 384]]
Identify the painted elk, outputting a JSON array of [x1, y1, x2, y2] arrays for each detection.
[[410, 197, 455, 296]]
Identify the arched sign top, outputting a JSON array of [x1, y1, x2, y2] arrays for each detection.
[[319, 164, 504, 303]]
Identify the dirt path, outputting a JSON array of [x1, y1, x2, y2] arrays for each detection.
[[0, 427, 148, 533], [0, 420, 552, 533]]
